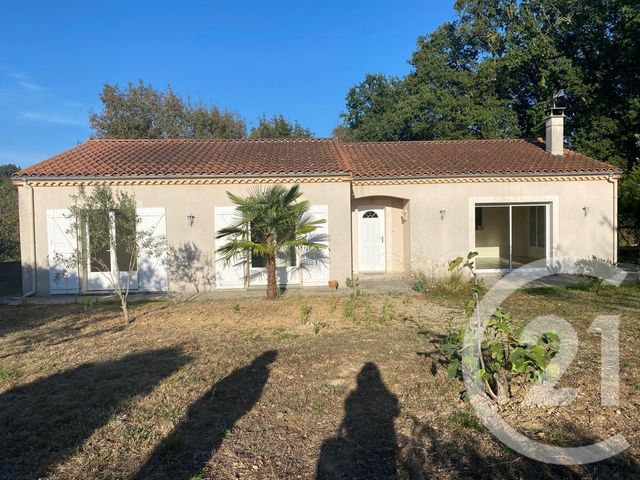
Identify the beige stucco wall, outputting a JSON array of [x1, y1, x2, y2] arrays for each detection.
[[18, 175, 617, 295], [18, 180, 353, 295], [352, 177, 617, 273]]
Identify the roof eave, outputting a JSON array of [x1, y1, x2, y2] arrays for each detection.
[[12, 172, 351, 183], [353, 171, 622, 181]]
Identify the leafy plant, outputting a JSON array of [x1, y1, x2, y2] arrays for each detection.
[[58, 185, 166, 324], [345, 277, 361, 297], [441, 252, 559, 404], [82, 298, 96, 310], [298, 298, 312, 324], [380, 297, 396, 324], [341, 298, 356, 321], [311, 321, 326, 335], [361, 298, 374, 324], [215, 185, 326, 300]]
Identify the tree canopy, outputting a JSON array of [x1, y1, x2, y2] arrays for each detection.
[[0, 164, 20, 262], [338, 0, 640, 170], [90, 82, 315, 141], [250, 114, 313, 139], [89, 81, 247, 139]]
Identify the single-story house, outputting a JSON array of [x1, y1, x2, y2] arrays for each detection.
[[12, 112, 621, 295]]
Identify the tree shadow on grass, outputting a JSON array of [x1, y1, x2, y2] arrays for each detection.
[[316, 362, 400, 480], [134, 350, 278, 480], [0, 310, 126, 359], [0, 347, 190, 479]]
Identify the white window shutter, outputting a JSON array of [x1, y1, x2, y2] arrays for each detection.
[[47, 209, 79, 294], [302, 205, 329, 286], [137, 208, 168, 292], [215, 206, 246, 289]]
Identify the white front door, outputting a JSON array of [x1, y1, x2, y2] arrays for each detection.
[[358, 208, 385, 272]]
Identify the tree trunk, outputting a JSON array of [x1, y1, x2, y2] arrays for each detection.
[[266, 254, 277, 300], [121, 298, 130, 323], [494, 370, 510, 405]]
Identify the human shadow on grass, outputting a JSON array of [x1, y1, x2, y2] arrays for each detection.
[[316, 362, 400, 480], [134, 350, 278, 480], [0, 347, 190, 480]]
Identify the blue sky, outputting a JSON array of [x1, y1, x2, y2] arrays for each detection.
[[0, 1, 455, 168]]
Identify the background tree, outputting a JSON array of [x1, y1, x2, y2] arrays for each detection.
[[338, 0, 640, 169], [61, 185, 165, 323], [0, 164, 20, 262], [619, 158, 640, 256], [249, 114, 313, 139], [340, 34, 520, 142], [89, 81, 246, 139], [216, 185, 325, 300]]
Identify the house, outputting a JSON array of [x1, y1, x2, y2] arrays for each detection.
[[13, 111, 621, 295]]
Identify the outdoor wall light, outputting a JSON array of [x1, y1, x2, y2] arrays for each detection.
[[439, 208, 446, 220], [583, 205, 590, 217], [187, 213, 195, 226]]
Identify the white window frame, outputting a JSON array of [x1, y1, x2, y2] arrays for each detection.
[[86, 211, 139, 291]]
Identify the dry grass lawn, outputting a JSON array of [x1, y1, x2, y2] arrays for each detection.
[[0, 285, 639, 479]]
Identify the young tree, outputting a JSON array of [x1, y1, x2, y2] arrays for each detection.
[[249, 114, 313, 139], [60, 185, 165, 323], [215, 185, 325, 300]]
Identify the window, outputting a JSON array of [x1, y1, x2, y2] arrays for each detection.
[[115, 210, 137, 271], [529, 206, 546, 248], [88, 210, 137, 273], [89, 213, 112, 273], [475, 207, 483, 230], [363, 210, 378, 219]]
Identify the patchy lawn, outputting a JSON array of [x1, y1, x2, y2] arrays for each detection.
[[0, 285, 639, 479]]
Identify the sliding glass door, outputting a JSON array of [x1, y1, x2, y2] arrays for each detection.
[[475, 204, 549, 271]]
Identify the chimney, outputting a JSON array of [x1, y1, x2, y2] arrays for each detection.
[[545, 107, 565, 155]]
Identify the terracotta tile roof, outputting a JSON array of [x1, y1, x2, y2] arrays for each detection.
[[15, 137, 620, 179], [340, 139, 620, 178], [15, 138, 349, 178]]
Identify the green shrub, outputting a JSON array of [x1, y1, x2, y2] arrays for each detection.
[[440, 252, 559, 404]]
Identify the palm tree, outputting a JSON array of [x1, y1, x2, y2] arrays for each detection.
[[215, 185, 326, 300]]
